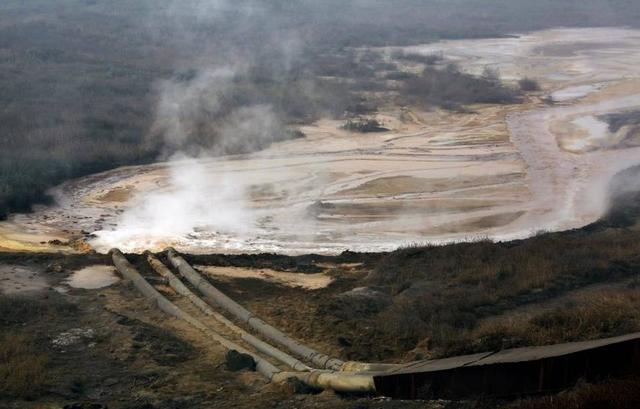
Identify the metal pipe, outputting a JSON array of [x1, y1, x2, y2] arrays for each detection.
[[110, 248, 280, 379], [339, 361, 401, 372], [166, 248, 345, 370], [146, 253, 311, 372], [111, 249, 376, 393], [273, 370, 376, 393]]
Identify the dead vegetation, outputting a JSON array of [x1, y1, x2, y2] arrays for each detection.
[[0, 294, 78, 326], [600, 110, 640, 133], [0, 332, 48, 400], [400, 65, 522, 109], [301, 167, 640, 362], [446, 288, 640, 355], [508, 377, 640, 409], [326, 225, 640, 361], [598, 109, 640, 147], [341, 118, 389, 133], [391, 50, 444, 65], [518, 78, 541, 92]]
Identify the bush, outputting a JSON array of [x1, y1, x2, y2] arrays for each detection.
[[341, 118, 389, 133], [402, 65, 522, 107], [600, 110, 640, 132], [518, 77, 541, 91], [0, 295, 77, 326], [392, 50, 444, 65], [384, 71, 416, 81]]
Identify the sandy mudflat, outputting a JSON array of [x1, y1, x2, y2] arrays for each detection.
[[2, 28, 640, 254], [196, 265, 333, 290]]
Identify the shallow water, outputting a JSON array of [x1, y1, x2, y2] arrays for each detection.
[[551, 85, 602, 102], [569, 115, 611, 150], [66, 265, 119, 289]]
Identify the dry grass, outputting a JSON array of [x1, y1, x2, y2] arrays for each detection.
[[0, 295, 77, 326], [508, 377, 640, 409], [322, 185, 640, 361], [445, 289, 640, 355], [0, 332, 48, 399]]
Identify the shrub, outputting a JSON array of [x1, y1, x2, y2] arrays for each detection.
[[402, 65, 522, 107], [599, 110, 640, 132], [392, 50, 444, 65], [342, 118, 389, 133], [384, 71, 416, 81], [519, 77, 541, 91]]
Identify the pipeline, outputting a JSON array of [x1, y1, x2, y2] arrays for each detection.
[[338, 362, 401, 372], [110, 248, 280, 379], [165, 249, 401, 373], [112, 249, 376, 393], [167, 248, 345, 371], [146, 252, 311, 372], [272, 371, 375, 393], [148, 254, 393, 373]]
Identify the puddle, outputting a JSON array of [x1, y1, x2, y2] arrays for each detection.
[[551, 84, 603, 102], [564, 115, 611, 151], [66, 265, 119, 289], [574, 115, 609, 139], [196, 265, 333, 290]]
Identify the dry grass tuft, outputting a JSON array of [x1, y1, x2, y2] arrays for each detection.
[[328, 182, 640, 361], [0, 332, 48, 399], [445, 290, 640, 355], [508, 377, 640, 409]]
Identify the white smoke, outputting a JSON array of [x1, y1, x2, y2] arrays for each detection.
[[101, 68, 286, 246], [92, 0, 315, 252], [152, 66, 238, 154], [96, 154, 252, 249], [215, 105, 283, 155]]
